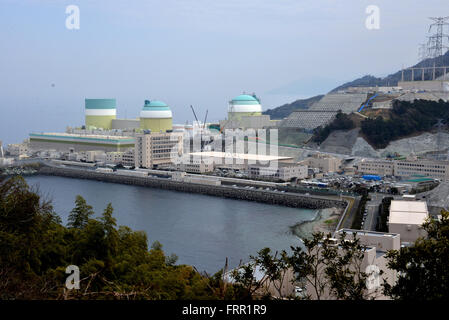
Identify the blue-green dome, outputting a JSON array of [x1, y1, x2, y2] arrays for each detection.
[[142, 100, 170, 111], [231, 94, 260, 105]]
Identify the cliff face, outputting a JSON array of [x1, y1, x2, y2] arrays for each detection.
[[317, 130, 449, 158]]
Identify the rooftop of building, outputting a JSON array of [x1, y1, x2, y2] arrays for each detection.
[[390, 200, 428, 213], [389, 200, 428, 225], [142, 100, 171, 111], [230, 94, 261, 105], [189, 151, 293, 162], [30, 132, 134, 142], [249, 162, 304, 168]]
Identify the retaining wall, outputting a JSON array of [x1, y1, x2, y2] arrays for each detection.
[[38, 166, 347, 210]]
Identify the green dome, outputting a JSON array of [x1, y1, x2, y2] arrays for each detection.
[[143, 100, 168, 107], [231, 94, 260, 105], [142, 100, 170, 111]]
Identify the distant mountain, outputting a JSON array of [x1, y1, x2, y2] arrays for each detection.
[[331, 51, 449, 92], [263, 95, 324, 119]]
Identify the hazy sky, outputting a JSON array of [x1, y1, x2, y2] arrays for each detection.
[[0, 0, 447, 144]]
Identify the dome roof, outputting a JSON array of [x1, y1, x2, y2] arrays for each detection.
[[142, 100, 169, 109], [140, 99, 172, 118], [229, 94, 262, 113], [230, 94, 260, 105]]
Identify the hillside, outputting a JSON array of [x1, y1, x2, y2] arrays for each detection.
[[313, 99, 449, 150], [331, 51, 449, 92], [263, 94, 323, 119]]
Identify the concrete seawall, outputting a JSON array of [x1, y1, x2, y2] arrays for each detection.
[[38, 166, 347, 210]]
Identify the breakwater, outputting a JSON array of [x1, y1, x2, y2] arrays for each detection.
[[38, 165, 347, 210]]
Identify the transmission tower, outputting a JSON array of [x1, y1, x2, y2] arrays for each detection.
[[418, 43, 428, 62], [427, 17, 449, 59]]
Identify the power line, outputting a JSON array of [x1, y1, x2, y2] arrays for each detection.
[[427, 17, 449, 59]]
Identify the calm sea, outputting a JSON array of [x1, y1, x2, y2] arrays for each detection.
[[25, 176, 317, 273]]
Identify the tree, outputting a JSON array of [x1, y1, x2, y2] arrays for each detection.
[[0, 176, 226, 300], [231, 231, 373, 300], [288, 231, 373, 300], [383, 210, 449, 300], [68, 195, 94, 229]]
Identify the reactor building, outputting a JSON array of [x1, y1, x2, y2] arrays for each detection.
[[140, 100, 173, 132], [228, 94, 262, 121], [85, 98, 117, 130]]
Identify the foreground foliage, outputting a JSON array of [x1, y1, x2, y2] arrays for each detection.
[[383, 210, 449, 300], [1, 176, 448, 300], [0, 176, 220, 299]]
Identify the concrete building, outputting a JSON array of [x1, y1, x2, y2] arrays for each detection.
[[358, 158, 449, 180], [85, 99, 117, 130], [7, 141, 29, 156], [175, 155, 215, 174], [121, 149, 135, 166], [388, 200, 429, 243], [394, 159, 449, 180], [228, 94, 262, 121], [79, 150, 105, 162], [111, 119, 140, 130], [358, 159, 394, 176], [140, 100, 173, 133], [248, 163, 308, 181], [29, 133, 135, 153], [220, 115, 274, 130], [105, 152, 124, 164], [134, 132, 183, 168], [188, 151, 294, 170], [299, 154, 341, 173]]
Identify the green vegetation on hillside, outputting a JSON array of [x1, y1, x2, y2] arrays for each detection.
[[361, 99, 449, 149], [311, 99, 449, 149], [312, 112, 355, 144], [263, 95, 323, 119]]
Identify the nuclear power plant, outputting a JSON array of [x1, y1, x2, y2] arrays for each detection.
[[140, 100, 173, 132], [27, 93, 273, 155], [228, 94, 262, 120], [85, 99, 117, 130]]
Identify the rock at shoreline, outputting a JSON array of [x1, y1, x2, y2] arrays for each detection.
[[291, 207, 341, 240]]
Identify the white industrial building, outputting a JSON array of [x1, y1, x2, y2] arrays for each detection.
[[388, 200, 429, 244], [248, 163, 308, 181]]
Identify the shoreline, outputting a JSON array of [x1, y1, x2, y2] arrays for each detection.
[[291, 207, 343, 239]]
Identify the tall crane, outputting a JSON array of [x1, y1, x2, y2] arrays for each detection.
[[190, 105, 208, 151]]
